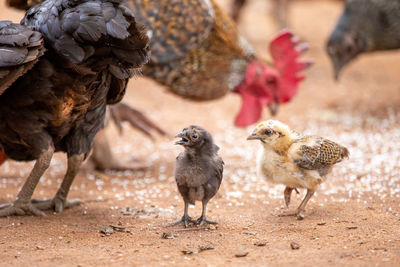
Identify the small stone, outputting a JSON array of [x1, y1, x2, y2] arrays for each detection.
[[161, 232, 174, 239], [296, 214, 305, 220], [253, 241, 267, 247], [290, 241, 300, 250], [235, 249, 249, 257], [242, 231, 257, 236], [99, 226, 114, 236], [181, 249, 195, 255], [36, 246, 45, 250], [198, 244, 215, 252], [346, 226, 358, 230], [317, 222, 326, 226]]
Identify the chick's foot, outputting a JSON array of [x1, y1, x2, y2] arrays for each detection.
[[170, 215, 196, 228]]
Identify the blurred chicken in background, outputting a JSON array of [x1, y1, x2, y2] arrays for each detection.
[[130, 0, 312, 127], [326, 0, 400, 79]]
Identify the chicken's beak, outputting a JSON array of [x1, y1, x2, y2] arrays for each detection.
[[247, 132, 262, 141], [267, 101, 279, 116], [174, 132, 188, 145]]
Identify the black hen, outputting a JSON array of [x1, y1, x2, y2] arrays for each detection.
[[173, 126, 224, 227], [0, 0, 149, 217], [326, 0, 400, 79]]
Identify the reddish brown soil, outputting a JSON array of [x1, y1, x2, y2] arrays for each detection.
[[1, 0, 400, 266]]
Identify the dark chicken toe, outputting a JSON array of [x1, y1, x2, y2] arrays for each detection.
[[0, 201, 45, 217], [31, 197, 82, 213], [196, 215, 218, 226]]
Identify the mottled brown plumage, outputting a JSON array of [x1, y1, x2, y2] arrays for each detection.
[[129, 0, 311, 126], [247, 120, 349, 219], [291, 136, 349, 173]]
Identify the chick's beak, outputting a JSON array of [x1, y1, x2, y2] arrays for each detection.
[[174, 132, 187, 145], [247, 130, 262, 141]]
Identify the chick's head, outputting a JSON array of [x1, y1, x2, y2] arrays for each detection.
[[174, 125, 213, 150], [247, 120, 292, 147]]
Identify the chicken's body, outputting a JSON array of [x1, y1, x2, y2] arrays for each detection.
[[173, 126, 224, 227], [129, 0, 311, 127], [4, 0, 165, 172], [0, 0, 149, 217], [327, 0, 400, 79], [248, 120, 349, 219]]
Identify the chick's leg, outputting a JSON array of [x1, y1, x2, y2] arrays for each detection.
[[279, 189, 315, 218], [196, 199, 217, 226], [32, 153, 84, 213], [171, 200, 196, 227], [283, 187, 300, 207], [0, 146, 54, 217]]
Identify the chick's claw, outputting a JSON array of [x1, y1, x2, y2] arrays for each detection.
[[170, 215, 196, 228], [196, 216, 218, 226]]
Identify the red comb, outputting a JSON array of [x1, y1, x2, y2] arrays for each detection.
[[269, 29, 313, 103]]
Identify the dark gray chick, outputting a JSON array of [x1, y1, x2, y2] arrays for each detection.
[[173, 125, 224, 227]]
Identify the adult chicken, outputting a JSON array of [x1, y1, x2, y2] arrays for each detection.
[[4, 0, 166, 172], [326, 0, 400, 79], [0, 0, 150, 217], [129, 0, 312, 127]]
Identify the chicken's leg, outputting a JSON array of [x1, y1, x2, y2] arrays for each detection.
[[279, 189, 315, 219], [171, 200, 196, 227], [283, 186, 299, 207], [31, 153, 84, 213], [0, 146, 54, 217], [196, 199, 217, 226]]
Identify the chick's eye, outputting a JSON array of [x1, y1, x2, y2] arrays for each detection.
[[264, 129, 272, 135], [192, 134, 198, 139]]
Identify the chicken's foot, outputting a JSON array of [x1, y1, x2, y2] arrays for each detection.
[[31, 153, 84, 213], [0, 146, 54, 217]]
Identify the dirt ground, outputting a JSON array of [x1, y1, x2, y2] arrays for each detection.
[[1, 0, 400, 266]]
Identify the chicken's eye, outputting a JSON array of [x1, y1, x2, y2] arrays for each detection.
[[264, 129, 272, 135], [192, 134, 198, 139]]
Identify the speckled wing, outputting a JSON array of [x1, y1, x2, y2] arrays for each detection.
[[129, 0, 214, 63], [0, 21, 44, 96], [289, 136, 349, 171]]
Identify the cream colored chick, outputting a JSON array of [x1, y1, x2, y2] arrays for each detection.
[[247, 120, 349, 219]]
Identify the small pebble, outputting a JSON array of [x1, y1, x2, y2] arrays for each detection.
[[253, 241, 267, 247], [235, 249, 249, 257], [290, 241, 300, 250]]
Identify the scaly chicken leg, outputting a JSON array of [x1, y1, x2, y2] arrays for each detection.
[[279, 189, 315, 218], [31, 153, 84, 213], [171, 200, 196, 228], [196, 199, 217, 226], [0, 146, 54, 217]]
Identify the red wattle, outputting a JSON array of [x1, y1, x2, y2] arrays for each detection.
[[234, 93, 263, 127]]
